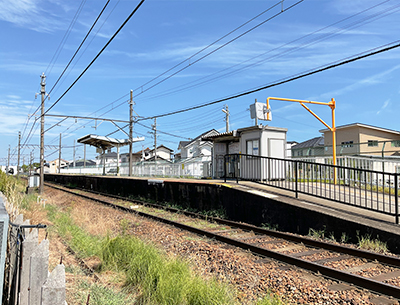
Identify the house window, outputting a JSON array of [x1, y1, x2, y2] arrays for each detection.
[[246, 140, 259, 156], [391, 140, 400, 147], [368, 140, 378, 147], [341, 141, 353, 148]]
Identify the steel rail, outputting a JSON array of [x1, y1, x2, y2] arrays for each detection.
[[45, 182, 400, 266], [45, 182, 400, 299]]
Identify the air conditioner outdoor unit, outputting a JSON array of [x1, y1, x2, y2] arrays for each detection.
[[0, 194, 9, 304]]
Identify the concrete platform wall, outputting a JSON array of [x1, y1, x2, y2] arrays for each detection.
[[45, 174, 400, 254]]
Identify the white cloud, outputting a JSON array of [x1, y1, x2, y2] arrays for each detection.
[[0, 0, 39, 24], [0, 0, 66, 32], [376, 99, 390, 115], [317, 64, 400, 100]]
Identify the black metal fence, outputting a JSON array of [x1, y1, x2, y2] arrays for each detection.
[[224, 154, 400, 224]]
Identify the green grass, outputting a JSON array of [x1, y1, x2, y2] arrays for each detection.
[[100, 234, 236, 304], [47, 206, 238, 305], [73, 281, 136, 305], [357, 234, 388, 254], [46, 205, 101, 258], [308, 227, 326, 239], [256, 293, 285, 305]]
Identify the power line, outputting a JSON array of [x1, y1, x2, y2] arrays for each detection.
[[44, 0, 146, 115], [59, 0, 303, 134], [134, 0, 399, 104], [43, 0, 400, 152], [49, 0, 122, 97], [136, 39, 400, 122], [136, 122, 191, 140], [130, 0, 304, 101], [19, 0, 108, 154], [45, 0, 87, 76], [131, 0, 284, 94], [46, 0, 111, 98]]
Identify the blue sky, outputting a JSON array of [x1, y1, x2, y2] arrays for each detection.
[[1, 0, 400, 165]]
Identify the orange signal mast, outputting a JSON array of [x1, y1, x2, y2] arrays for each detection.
[[266, 97, 337, 183]]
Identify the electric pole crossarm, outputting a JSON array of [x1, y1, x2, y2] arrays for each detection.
[[111, 121, 129, 138]]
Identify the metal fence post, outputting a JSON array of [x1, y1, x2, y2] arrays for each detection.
[[395, 174, 399, 225], [224, 155, 227, 183], [295, 160, 298, 198]]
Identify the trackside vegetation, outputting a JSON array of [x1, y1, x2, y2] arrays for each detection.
[[0, 171, 285, 304], [46, 202, 284, 304]]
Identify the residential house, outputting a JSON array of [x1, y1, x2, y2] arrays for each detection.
[[177, 129, 218, 161], [286, 141, 298, 158], [291, 137, 324, 158], [95, 151, 118, 165], [121, 148, 151, 163], [320, 123, 400, 157], [49, 158, 69, 173], [147, 145, 173, 162]]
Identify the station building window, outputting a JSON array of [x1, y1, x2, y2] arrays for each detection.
[[368, 140, 378, 147], [246, 139, 259, 156]]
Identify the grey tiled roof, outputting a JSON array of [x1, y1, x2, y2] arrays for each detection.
[[292, 136, 324, 149]]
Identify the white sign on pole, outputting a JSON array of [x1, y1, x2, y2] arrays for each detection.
[[250, 102, 271, 121]]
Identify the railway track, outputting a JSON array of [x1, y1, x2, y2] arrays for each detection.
[[45, 181, 400, 301]]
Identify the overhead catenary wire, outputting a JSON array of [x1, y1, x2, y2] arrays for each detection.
[[18, 0, 396, 162], [49, 0, 122, 98], [45, 0, 87, 77], [103, 39, 400, 140], [46, 0, 111, 99], [18, 0, 114, 156], [59, 0, 304, 134], [135, 39, 400, 122], [131, 0, 285, 94], [133, 0, 399, 104], [43, 0, 400, 155], [43, 0, 146, 115], [25, 0, 143, 153], [85, 0, 394, 136], [130, 0, 304, 101]]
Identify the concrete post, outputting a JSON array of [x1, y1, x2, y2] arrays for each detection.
[[22, 219, 31, 237], [41, 264, 66, 305], [29, 239, 49, 305], [20, 228, 38, 305]]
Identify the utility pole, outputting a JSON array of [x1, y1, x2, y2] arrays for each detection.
[[254, 99, 258, 126], [17, 131, 21, 177], [84, 144, 86, 168], [39, 73, 46, 194], [73, 140, 76, 168], [129, 90, 133, 176], [222, 105, 230, 132], [29, 150, 33, 176], [58, 133, 62, 174], [152, 118, 157, 162], [7, 145, 10, 175]]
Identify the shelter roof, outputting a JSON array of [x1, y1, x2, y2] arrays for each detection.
[[77, 134, 144, 150]]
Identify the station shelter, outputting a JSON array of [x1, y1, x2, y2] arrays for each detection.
[[202, 125, 287, 179]]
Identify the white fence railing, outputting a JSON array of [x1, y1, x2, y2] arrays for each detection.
[[291, 155, 400, 174], [60, 157, 212, 178]]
